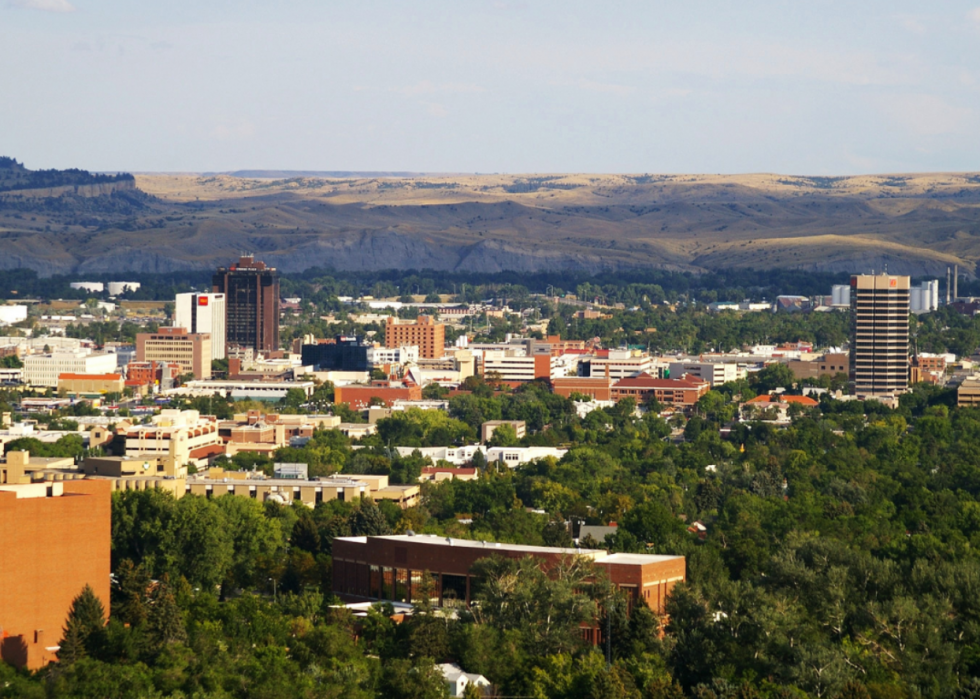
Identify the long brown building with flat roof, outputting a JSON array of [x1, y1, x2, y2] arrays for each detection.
[[332, 534, 685, 614]]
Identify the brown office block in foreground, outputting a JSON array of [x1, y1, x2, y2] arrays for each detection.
[[0, 480, 111, 669]]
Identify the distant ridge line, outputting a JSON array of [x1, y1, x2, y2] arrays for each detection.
[[218, 170, 468, 179]]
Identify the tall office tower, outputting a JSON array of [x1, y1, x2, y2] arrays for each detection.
[[212, 256, 280, 352], [849, 274, 910, 396], [175, 292, 226, 359]]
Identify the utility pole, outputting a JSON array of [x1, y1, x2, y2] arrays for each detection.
[[606, 594, 613, 668]]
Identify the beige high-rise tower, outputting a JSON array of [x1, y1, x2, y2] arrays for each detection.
[[849, 274, 910, 396]]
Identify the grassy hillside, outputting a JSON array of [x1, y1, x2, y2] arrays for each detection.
[[1, 167, 978, 276]]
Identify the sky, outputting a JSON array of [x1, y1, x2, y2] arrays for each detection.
[[2, 1, 980, 175]]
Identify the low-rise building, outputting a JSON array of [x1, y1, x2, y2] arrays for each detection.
[[180, 379, 315, 401], [393, 445, 567, 468], [551, 376, 613, 401], [785, 352, 850, 381], [741, 394, 819, 423], [668, 361, 743, 387], [122, 409, 223, 466], [332, 534, 686, 614], [587, 350, 657, 380], [23, 350, 118, 388], [958, 375, 980, 408], [438, 663, 491, 698], [57, 372, 124, 396], [610, 374, 710, 407], [334, 381, 422, 409], [480, 420, 526, 444]]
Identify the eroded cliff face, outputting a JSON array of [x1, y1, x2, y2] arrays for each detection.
[[0, 180, 137, 200], [2, 171, 979, 278]]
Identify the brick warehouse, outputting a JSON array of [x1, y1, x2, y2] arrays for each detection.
[[0, 480, 111, 669], [332, 535, 685, 614]]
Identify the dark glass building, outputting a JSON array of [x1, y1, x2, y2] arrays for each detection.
[[302, 336, 371, 372], [212, 256, 280, 352]]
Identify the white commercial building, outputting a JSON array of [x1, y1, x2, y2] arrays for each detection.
[[668, 361, 743, 386], [0, 336, 85, 354], [175, 292, 227, 359], [481, 350, 579, 383], [108, 281, 141, 295], [179, 379, 314, 401], [393, 445, 567, 467], [367, 345, 419, 365], [588, 350, 657, 380], [0, 305, 28, 326], [70, 282, 105, 293], [910, 280, 940, 314], [23, 350, 119, 388]]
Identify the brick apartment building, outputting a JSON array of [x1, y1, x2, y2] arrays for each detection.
[[610, 374, 710, 407], [551, 376, 614, 401], [333, 534, 686, 614], [385, 316, 445, 359], [136, 327, 212, 380], [0, 479, 111, 669], [125, 360, 183, 390]]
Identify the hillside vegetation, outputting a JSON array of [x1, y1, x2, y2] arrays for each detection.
[[1, 159, 979, 276]]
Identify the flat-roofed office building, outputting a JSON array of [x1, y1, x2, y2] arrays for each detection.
[[213, 256, 280, 352], [175, 293, 226, 360], [850, 274, 910, 396]]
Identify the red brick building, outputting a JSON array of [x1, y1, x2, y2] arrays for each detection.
[[385, 316, 445, 359], [333, 381, 423, 410], [332, 535, 685, 614], [611, 373, 710, 407], [551, 376, 613, 401], [0, 480, 111, 669]]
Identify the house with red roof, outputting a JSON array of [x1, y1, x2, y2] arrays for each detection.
[[741, 393, 818, 423]]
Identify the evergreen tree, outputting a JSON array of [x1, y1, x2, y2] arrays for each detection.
[[290, 515, 322, 553], [145, 575, 186, 652], [351, 499, 392, 536], [112, 558, 151, 627], [58, 584, 106, 663]]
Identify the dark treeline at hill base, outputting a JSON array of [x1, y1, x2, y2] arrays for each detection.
[[0, 266, 949, 304]]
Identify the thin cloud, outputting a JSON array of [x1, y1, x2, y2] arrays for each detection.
[[578, 79, 636, 96], [392, 81, 486, 96], [970, 7, 980, 23], [10, 0, 75, 13]]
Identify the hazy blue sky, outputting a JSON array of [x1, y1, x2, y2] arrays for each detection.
[[3, 1, 980, 174]]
